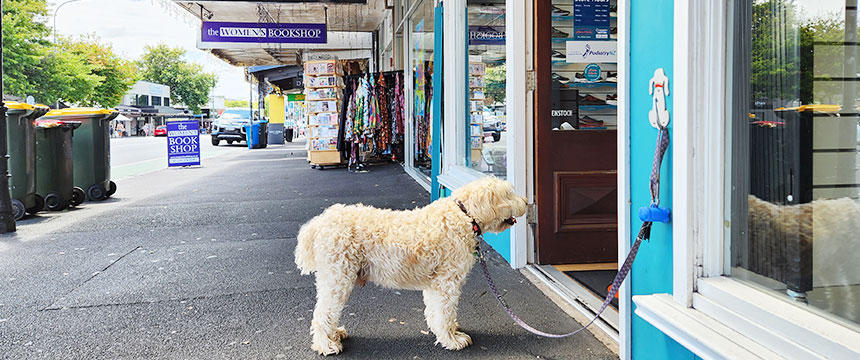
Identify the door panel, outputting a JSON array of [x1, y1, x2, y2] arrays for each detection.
[[535, 0, 618, 264]]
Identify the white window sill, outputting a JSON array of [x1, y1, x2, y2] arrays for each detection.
[[635, 277, 860, 360], [437, 165, 486, 191], [632, 293, 780, 360]]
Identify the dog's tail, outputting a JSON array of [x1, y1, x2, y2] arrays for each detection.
[[295, 217, 319, 275]]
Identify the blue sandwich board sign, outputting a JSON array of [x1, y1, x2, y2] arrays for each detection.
[[167, 120, 201, 167]]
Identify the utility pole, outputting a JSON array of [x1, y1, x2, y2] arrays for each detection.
[[0, 1, 17, 232]]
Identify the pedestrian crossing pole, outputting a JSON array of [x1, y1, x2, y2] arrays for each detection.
[[0, 2, 17, 233]]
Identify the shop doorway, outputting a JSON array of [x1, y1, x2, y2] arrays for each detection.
[[533, 0, 620, 314]]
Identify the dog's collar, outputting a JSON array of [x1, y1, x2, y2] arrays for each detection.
[[456, 200, 483, 236]]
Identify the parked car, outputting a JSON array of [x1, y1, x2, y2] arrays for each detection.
[[211, 108, 252, 146], [482, 116, 503, 142], [153, 125, 167, 137]]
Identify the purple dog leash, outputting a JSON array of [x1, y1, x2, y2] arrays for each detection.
[[471, 127, 669, 338]]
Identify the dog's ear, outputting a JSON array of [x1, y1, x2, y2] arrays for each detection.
[[454, 177, 498, 226]]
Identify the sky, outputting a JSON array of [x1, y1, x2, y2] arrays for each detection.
[[50, 0, 249, 100]]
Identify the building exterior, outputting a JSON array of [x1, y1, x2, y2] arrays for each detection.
[[177, 0, 860, 358], [116, 81, 184, 136]]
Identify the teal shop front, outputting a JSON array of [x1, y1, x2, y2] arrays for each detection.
[[626, 0, 860, 359]]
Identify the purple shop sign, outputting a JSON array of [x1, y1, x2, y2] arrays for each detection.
[[201, 22, 327, 44]]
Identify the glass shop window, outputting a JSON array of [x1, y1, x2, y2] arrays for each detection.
[[549, 0, 617, 133], [465, 0, 507, 178], [729, 0, 860, 327], [410, 0, 435, 177]]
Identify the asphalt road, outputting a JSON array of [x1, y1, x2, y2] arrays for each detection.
[[0, 141, 615, 359], [110, 135, 239, 180]]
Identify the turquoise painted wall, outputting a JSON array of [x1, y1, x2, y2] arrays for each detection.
[[629, 0, 696, 359], [441, 187, 512, 263]]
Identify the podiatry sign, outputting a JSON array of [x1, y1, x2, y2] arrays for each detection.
[[201, 22, 327, 44], [167, 120, 201, 167]]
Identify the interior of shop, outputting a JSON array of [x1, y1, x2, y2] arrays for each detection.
[[466, 0, 508, 178]]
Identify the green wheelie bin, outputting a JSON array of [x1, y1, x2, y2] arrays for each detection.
[[34, 120, 84, 211], [5, 102, 50, 220], [41, 108, 118, 201]]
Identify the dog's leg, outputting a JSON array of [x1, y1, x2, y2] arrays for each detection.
[[423, 279, 472, 350], [310, 273, 355, 356]]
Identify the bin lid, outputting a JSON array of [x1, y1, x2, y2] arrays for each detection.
[[35, 119, 82, 129], [44, 107, 119, 121], [30, 104, 51, 119], [4, 101, 35, 113]]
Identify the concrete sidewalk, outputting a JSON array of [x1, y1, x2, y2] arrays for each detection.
[[0, 142, 615, 359]]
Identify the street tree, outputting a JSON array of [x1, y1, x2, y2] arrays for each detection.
[[2, 0, 99, 104], [138, 44, 217, 113], [59, 35, 137, 108], [224, 99, 249, 108], [485, 64, 506, 105]]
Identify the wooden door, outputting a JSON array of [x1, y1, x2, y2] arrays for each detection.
[[534, 0, 618, 264]]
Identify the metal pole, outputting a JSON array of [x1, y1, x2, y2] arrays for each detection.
[[53, 0, 82, 43], [0, 1, 16, 232]]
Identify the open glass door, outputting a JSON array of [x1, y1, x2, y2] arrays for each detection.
[[534, 0, 620, 312]]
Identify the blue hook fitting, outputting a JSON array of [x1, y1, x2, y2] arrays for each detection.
[[638, 204, 671, 223]]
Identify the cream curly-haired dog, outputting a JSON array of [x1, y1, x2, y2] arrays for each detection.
[[295, 176, 527, 355]]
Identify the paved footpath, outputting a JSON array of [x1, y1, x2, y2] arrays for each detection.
[[0, 141, 615, 359]]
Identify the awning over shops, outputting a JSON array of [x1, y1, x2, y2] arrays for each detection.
[[174, 0, 386, 66], [248, 65, 304, 91], [115, 105, 142, 118]]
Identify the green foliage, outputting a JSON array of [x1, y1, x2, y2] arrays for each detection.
[[2, 0, 134, 106], [751, 0, 853, 105], [484, 64, 506, 105], [59, 35, 137, 107], [224, 99, 249, 108], [137, 44, 217, 113]]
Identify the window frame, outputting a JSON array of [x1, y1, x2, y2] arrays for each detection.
[[632, 0, 860, 358]]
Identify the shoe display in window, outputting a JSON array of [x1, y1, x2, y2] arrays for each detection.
[[579, 94, 606, 105], [552, 73, 570, 83], [552, 27, 570, 39], [579, 116, 606, 128], [573, 72, 601, 83], [605, 72, 618, 83], [552, 6, 571, 17], [559, 121, 576, 130], [552, 50, 566, 62], [606, 93, 618, 106]]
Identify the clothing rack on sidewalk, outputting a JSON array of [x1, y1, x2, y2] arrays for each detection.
[[337, 70, 405, 172]]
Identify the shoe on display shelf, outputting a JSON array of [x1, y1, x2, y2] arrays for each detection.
[[606, 93, 618, 106], [552, 50, 566, 62], [579, 94, 607, 105], [579, 116, 606, 128], [552, 73, 570, 83], [552, 27, 570, 39], [552, 6, 571, 17]]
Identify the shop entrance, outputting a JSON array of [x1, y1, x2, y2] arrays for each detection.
[[533, 0, 619, 311]]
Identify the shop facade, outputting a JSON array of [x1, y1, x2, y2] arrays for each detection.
[[429, 0, 860, 359], [178, 1, 858, 357]]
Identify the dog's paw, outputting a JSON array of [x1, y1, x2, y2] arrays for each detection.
[[438, 330, 472, 351], [311, 334, 343, 356], [335, 326, 348, 341]]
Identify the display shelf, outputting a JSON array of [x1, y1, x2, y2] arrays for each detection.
[[305, 58, 344, 167], [580, 104, 617, 111], [305, 85, 345, 89]]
